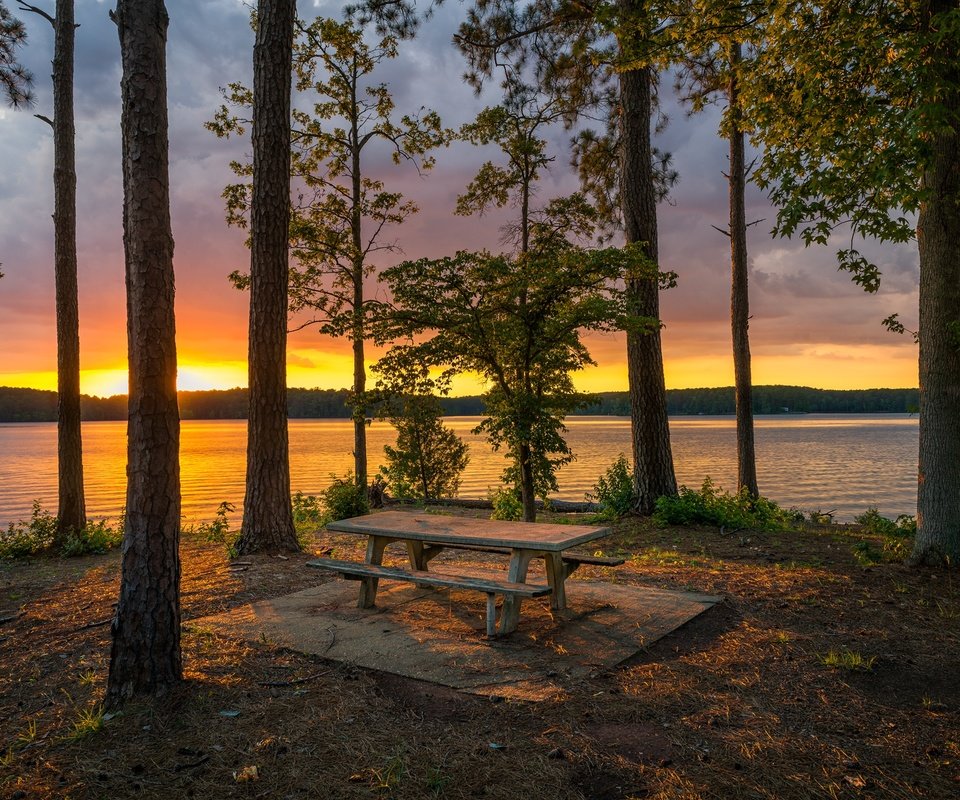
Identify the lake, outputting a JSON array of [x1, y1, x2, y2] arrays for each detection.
[[0, 414, 919, 527]]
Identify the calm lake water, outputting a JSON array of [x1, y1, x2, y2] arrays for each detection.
[[0, 415, 918, 526]]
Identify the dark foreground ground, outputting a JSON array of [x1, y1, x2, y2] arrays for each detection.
[[0, 512, 957, 799]]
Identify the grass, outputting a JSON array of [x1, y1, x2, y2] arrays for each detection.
[[67, 705, 105, 740], [819, 648, 877, 671]]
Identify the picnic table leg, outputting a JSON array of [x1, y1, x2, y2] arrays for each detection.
[[358, 535, 389, 608], [499, 549, 535, 635], [406, 540, 426, 570], [544, 552, 567, 611]]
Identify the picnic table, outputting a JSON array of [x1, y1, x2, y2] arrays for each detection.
[[307, 510, 619, 636]]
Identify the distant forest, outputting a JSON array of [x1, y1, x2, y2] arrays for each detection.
[[0, 385, 920, 423]]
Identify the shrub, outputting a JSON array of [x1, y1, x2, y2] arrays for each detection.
[[653, 478, 799, 531], [489, 487, 523, 521], [0, 501, 122, 559], [292, 491, 324, 527], [321, 474, 369, 521], [60, 519, 122, 557], [854, 507, 915, 561], [587, 454, 635, 519], [382, 395, 469, 502]]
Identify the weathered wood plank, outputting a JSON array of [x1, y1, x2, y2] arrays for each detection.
[[326, 511, 610, 551], [306, 558, 552, 598]]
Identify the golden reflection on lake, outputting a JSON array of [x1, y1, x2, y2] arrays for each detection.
[[0, 414, 918, 526]]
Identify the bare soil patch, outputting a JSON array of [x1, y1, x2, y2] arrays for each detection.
[[0, 513, 957, 799]]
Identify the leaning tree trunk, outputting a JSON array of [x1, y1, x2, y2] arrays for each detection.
[[51, 0, 85, 540], [728, 42, 759, 498], [910, 0, 960, 566], [107, 0, 181, 708], [619, 4, 678, 514], [236, 0, 299, 554]]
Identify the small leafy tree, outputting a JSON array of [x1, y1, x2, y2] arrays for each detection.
[[377, 362, 469, 502], [208, 16, 447, 491], [376, 243, 669, 522]]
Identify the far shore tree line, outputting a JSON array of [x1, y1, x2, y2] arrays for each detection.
[[2, 0, 957, 708], [0, 384, 924, 423]]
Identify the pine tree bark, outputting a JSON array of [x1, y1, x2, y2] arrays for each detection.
[[237, 0, 299, 554], [45, 0, 85, 539], [728, 42, 759, 498], [910, 0, 960, 565], [619, 0, 677, 514], [106, 0, 181, 707]]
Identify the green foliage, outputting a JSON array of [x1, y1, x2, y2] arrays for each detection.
[[587, 454, 635, 520], [376, 244, 661, 519], [489, 487, 523, 522], [193, 501, 239, 558], [653, 478, 799, 531], [0, 3, 34, 108], [375, 361, 469, 502], [59, 520, 123, 558], [855, 507, 916, 561], [383, 409, 469, 503], [195, 501, 235, 543], [0, 501, 122, 560], [292, 491, 325, 528], [320, 474, 369, 522]]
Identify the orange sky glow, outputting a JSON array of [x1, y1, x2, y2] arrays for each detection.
[[0, 3, 921, 400]]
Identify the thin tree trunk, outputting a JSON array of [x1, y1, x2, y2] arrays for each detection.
[[519, 442, 536, 522], [619, 4, 677, 514], [107, 0, 181, 708], [237, 0, 299, 554], [51, 1, 84, 538], [350, 85, 367, 491], [728, 42, 758, 498], [910, 0, 960, 565]]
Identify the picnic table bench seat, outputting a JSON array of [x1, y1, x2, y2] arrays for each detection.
[[422, 542, 625, 575], [307, 557, 552, 637]]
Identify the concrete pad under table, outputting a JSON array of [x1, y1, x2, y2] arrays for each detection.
[[194, 575, 721, 701]]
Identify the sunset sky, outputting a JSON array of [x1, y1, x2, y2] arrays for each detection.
[[0, 0, 921, 398]]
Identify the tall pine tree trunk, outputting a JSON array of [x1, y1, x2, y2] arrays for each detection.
[[107, 0, 181, 707], [237, 0, 299, 554], [619, 2, 677, 513], [910, 0, 960, 565], [53, 0, 85, 539], [728, 42, 758, 498]]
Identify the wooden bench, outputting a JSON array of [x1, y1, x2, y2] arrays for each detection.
[[306, 557, 552, 637], [424, 543, 625, 578]]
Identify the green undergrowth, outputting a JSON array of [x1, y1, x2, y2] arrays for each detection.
[[0, 501, 123, 560], [586, 454, 635, 521], [851, 507, 916, 563], [192, 477, 369, 557], [653, 478, 802, 531]]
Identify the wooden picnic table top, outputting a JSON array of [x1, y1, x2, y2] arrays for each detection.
[[325, 510, 611, 552]]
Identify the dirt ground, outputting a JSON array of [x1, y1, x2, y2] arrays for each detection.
[[0, 511, 957, 799]]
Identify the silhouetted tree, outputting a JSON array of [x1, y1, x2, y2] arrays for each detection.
[[106, 0, 182, 707], [235, 0, 300, 554]]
